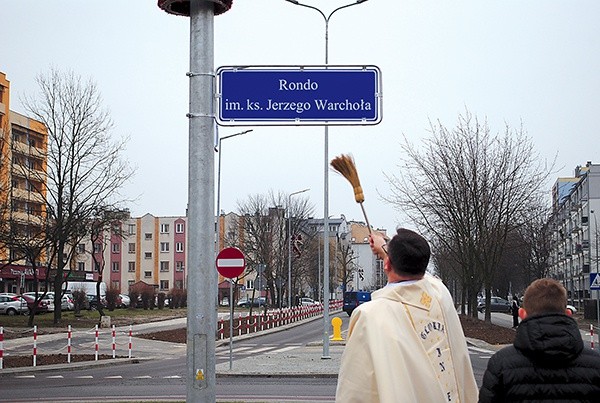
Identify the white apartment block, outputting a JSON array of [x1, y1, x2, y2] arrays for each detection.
[[72, 214, 187, 294], [548, 162, 600, 311]]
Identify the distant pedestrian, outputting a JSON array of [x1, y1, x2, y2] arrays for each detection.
[[479, 278, 600, 402], [336, 228, 478, 403], [511, 296, 519, 328]]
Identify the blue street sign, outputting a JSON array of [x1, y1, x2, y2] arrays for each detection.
[[216, 66, 382, 126], [591, 273, 600, 290]]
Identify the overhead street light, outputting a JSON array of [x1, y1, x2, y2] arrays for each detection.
[[288, 188, 310, 309], [215, 129, 253, 253], [284, 0, 369, 360]]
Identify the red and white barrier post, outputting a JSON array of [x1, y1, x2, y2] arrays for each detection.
[[94, 325, 99, 361], [128, 325, 132, 359], [67, 325, 72, 363], [111, 325, 116, 359], [0, 326, 4, 370], [33, 325, 37, 367]]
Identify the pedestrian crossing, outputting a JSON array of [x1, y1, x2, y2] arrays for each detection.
[[215, 342, 302, 357]]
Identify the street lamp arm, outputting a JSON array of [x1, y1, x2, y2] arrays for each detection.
[[285, 0, 326, 21], [215, 129, 253, 152], [285, 0, 368, 23]]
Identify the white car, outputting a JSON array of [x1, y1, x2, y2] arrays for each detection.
[[300, 297, 319, 306], [0, 295, 28, 315], [46, 292, 75, 311], [566, 304, 577, 315], [119, 294, 131, 308]]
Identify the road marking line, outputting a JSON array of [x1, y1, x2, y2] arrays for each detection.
[[469, 346, 496, 354], [163, 375, 182, 379], [76, 376, 94, 379], [105, 375, 123, 379], [15, 375, 35, 379], [134, 375, 153, 379], [270, 346, 299, 354], [47, 375, 64, 379]]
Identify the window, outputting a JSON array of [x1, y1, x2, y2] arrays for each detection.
[[128, 243, 135, 253], [77, 244, 85, 253], [175, 280, 184, 290], [160, 242, 170, 252], [112, 243, 120, 253], [77, 262, 85, 271], [144, 271, 152, 278], [128, 224, 135, 235], [160, 280, 169, 291], [246, 279, 254, 290], [93, 243, 102, 253], [144, 252, 152, 259], [112, 262, 120, 272], [160, 223, 170, 233], [175, 242, 184, 253], [145, 233, 152, 240], [128, 280, 135, 289], [176, 261, 184, 272], [111, 280, 120, 290], [160, 261, 170, 272], [175, 223, 184, 233], [94, 261, 101, 272], [128, 261, 136, 272]]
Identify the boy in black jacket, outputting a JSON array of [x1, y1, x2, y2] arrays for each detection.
[[479, 278, 600, 402]]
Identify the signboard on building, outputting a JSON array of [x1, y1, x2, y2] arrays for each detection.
[[216, 66, 382, 126]]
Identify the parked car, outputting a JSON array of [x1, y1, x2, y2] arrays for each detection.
[[343, 291, 372, 316], [237, 297, 266, 308], [23, 292, 55, 312], [566, 304, 577, 315], [20, 294, 50, 314], [118, 294, 131, 308], [477, 296, 512, 313], [45, 292, 74, 311], [0, 295, 28, 315], [86, 294, 106, 310], [300, 297, 319, 306]]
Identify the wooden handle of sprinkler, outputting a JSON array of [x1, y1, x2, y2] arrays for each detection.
[[359, 202, 372, 234]]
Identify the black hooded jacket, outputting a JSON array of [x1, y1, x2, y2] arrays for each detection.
[[478, 313, 600, 402]]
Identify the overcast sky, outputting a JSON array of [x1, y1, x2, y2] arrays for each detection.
[[3, 1, 599, 234]]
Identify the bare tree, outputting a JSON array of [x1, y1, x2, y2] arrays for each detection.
[[385, 110, 553, 321], [235, 191, 313, 307], [22, 68, 134, 323], [335, 235, 357, 294]]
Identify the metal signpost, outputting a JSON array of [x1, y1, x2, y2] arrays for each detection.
[[216, 66, 382, 125], [590, 272, 600, 331], [216, 247, 246, 370]]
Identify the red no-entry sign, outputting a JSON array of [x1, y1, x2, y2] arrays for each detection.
[[215, 247, 245, 278]]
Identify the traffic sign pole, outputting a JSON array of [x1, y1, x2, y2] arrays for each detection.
[[216, 247, 246, 370]]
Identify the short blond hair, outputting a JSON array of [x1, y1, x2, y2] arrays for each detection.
[[523, 278, 567, 316]]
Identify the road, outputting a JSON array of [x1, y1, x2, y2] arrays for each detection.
[[0, 312, 552, 402]]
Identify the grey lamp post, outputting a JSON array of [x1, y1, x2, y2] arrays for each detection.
[[288, 188, 310, 308], [284, 0, 369, 360], [215, 129, 253, 252]]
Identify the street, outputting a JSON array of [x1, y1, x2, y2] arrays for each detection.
[[4, 312, 594, 402]]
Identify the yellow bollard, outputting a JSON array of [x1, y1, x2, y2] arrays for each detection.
[[331, 317, 343, 341]]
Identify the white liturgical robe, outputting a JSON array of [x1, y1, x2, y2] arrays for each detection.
[[336, 274, 478, 403]]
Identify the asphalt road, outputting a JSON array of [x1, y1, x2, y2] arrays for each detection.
[[1, 312, 552, 402]]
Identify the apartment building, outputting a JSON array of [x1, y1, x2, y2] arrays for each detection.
[[72, 214, 187, 295], [0, 72, 48, 294], [548, 162, 600, 313]]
